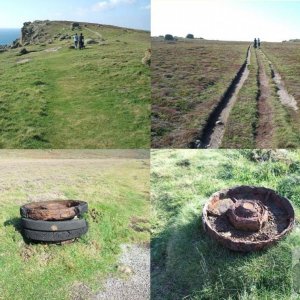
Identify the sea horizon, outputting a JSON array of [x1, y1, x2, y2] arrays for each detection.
[[0, 28, 20, 45]]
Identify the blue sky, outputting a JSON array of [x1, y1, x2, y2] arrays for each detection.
[[152, 0, 300, 42], [0, 0, 150, 30]]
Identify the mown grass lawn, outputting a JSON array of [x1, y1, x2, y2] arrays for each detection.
[[0, 22, 150, 148], [0, 150, 150, 300], [151, 149, 300, 300]]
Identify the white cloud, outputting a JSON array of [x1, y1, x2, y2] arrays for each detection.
[[92, 0, 135, 12]]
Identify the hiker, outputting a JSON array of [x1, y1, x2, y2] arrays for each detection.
[[258, 38, 261, 48], [254, 38, 257, 49], [79, 33, 84, 50], [73, 33, 79, 49]]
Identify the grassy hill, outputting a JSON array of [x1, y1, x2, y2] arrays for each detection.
[[0, 21, 150, 148]]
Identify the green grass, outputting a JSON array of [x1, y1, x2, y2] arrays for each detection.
[[0, 151, 150, 299], [221, 49, 258, 148], [0, 21, 150, 148], [151, 149, 300, 300]]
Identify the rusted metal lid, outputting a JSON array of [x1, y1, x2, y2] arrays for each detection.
[[202, 186, 295, 252], [20, 200, 88, 221]]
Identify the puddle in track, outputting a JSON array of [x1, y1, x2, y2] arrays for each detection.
[[203, 46, 251, 148], [261, 51, 299, 111]]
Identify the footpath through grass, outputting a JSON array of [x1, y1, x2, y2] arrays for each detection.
[[222, 46, 300, 149], [151, 39, 249, 148], [151, 149, 300, 300], [0, 150, 150, 300], [262, 43, 300, 147], [0, 22, 150, 148], [222, 48, 258, 148]]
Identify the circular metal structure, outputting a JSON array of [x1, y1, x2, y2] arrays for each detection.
[[202, 186, 295, 252], [227, 200, 268, 231], [20, 200, 88, 221]]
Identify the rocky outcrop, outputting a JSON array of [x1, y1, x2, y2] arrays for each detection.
[[142, 49, 151, 66], [11, 39, 22, 49], [70, 22, 81, 30], [21, 20, 51, 44]]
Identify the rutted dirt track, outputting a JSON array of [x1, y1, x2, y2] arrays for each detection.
[[203, 47, 251, 148], [194, 46, 298, 149], [255, 50, 274, 148]]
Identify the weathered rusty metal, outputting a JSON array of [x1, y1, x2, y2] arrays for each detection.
[[20, 200, 88, 221], [202, 186, 295, 252], [227, 200, 268, 231]]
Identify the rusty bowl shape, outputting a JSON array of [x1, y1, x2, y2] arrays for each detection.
[[202, 186, 295, 252], [20, 200, 88, 221], [227, 200, 268, 231]]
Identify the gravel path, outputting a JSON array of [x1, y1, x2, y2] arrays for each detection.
[[96, 244, 150, 300]]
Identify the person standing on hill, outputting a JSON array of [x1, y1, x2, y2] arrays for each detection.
[[254, 38, 257, 48], [258, 38, 261, 48], [79, 33, 84, 50], [73, 33, 79, 49]]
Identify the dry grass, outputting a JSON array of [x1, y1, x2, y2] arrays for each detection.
[[151, 39, 249, 148]]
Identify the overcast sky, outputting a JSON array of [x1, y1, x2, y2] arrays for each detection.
[[0, 0, 150, 30], [152, 0, 300, 42]]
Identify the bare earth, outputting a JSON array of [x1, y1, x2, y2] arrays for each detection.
[[207, 47, 251, 148]]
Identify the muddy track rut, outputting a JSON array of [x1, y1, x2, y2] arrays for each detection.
[[192, 46, 296, 149], [255, 49, 274, 148], [192, 46, 251, 148]]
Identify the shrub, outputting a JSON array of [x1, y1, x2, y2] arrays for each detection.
[[164, 34, 174, 41], [186, 34, 194, 39]]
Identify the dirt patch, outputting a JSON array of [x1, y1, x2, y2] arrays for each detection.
[[130, 216, 150, 233], [16, 58, 31, 64], [44, 47, 62, 52], [20, 245, 36, 261], [85, 27, 103, 39], [70, 282, 94, 300], [89, 208, 103, 223], [255, 50, 275, 148]]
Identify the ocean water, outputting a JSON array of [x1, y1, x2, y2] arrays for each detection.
[[0, 28, 21, 45]]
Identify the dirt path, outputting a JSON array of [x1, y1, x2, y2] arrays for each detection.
[[261, 51, 298, 111], [85, 27, 103, 39], [192, 46, 296, 149], [255, 50, 275, 148], [197, 46, 251, 148]]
